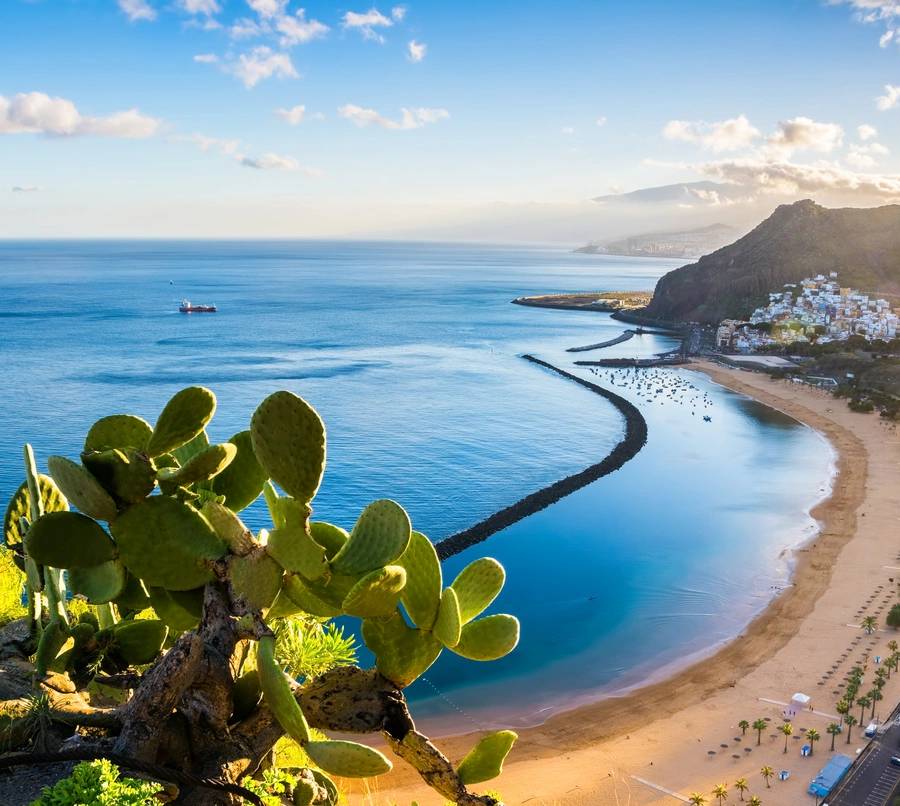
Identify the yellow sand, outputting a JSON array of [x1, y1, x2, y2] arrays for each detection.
[[369, 361, 900, 806]]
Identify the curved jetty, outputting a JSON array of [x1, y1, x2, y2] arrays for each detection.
[[436, 355, 648, 559], [566, 329, 635, 353]]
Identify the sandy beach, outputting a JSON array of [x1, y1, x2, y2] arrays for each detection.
[[372, 360, 900, 805]]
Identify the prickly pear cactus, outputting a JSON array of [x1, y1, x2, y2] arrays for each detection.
[[3, 386, 519, 805]]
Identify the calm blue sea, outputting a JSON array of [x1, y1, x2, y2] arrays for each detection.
[[0, 241, 832, 732]]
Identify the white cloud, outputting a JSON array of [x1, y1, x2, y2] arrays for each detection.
[[12, 186, 40, 193], [240, 152, 320, 174], [407, 40, 426, 62], [177, 132, 241, 156], [846, 140, 890, 168], [0, 92, 161, 138], [230, 47, 298, 88], [177, 0, 220, 14], [276, 10, 329, 46], [596, 116, 607, 127], [118, 0, 156, 21], [338, 104, 449, 130], [662, 114, 761, 152], [193, 53, 219, 63], [561, 126, 575, 135], [230, 17, 266, 38], [391, 5, 407, 21], [858, 123, 878, 140], [830, 1, 900, 46], [247, 0, 288, 18], [698, 157, 900, 199], [342, 8, 393, 41], [876, 83, 900, 110], [767, 116, 844, 155], [276, 104, 306, 125]]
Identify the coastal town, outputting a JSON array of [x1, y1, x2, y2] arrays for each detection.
[[716, 273, 900, 353]]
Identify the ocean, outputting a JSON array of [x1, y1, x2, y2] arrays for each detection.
[[0, 240, 833, 732]]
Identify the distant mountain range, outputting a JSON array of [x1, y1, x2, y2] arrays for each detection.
[[575, 223, 738, 259], [644, 200, 900, 325]]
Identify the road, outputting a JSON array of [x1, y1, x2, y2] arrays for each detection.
[[828, 714, 900, 806]]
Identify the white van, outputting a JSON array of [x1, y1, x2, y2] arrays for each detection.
[[865, 722, 878, 738]]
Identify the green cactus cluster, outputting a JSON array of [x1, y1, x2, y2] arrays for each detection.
[[3, 386, 520, 800]]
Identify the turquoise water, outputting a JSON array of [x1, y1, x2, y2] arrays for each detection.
[[0, 241, 832, 732]]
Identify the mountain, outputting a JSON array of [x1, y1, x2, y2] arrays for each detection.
[[644, 200, 900, 324], [592, 181, 747, 205], [575, 223, 737, 258]]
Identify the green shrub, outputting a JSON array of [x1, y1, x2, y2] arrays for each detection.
[[30, 760, 160, 805], [887, 603, 900, 629], [0, 546, 25, 627]]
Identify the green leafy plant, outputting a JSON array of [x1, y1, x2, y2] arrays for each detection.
[[30, 759, 160, 806], [1, 387, 520, 806]]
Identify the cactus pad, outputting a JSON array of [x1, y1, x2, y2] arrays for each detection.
[[114, 573, 151, 612], [361, 612, 442, 688], [81, 449, 156, 504], [281, 574, 342, 618], [111, 496, 224, 590], [330, 500, 411, 576], [201, 501, 256, 555], [83, 414, 152, 453], [304, 740, 392, 778], [211, 430, 269, 512], [68, 559, 127, 604], [256, 634, 311, 745], [309, 521, 348, 560], [251, 391, 325, 503], [457, 730, 517, 785], [229, 551, 283, 611], [396, 531, 441, 630], [25, 511, 116, 569], [451, 558, 505, 624], [146, 386, 217, 458], [147, 586, 203, 632], [450, 614, 520, 661], [3, 475, 68, 549], [433, 587, 462, 648], [265, 525, 328, 580], [47, 456, 117, 522], [157, 442, 237, 488], [110, 619, 168, 666], [341, 565, 407, 618]]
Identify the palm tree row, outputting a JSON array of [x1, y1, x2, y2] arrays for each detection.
[[688, 777, 764, 804]]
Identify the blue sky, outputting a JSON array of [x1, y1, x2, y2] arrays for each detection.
[[2, 0, 900, 238]]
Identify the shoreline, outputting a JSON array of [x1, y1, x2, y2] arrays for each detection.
[[378, 360, 897, 805]]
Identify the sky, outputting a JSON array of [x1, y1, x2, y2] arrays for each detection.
[[2, 0, 900, 240]]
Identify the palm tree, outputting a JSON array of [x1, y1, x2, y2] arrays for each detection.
[[862, 615, 878, 634], [738, 720, 750, 736], [845, 714, 857, 743], [752, 718, 767, 746], [857, 695, 871, 725], [870, 688, 883, 718], [779, 722, 793, 753], [827, 722, 841, 751], [836, 699, 850, 726], [761, 765, 774, 788], [748, 797, 762, 806], [888, 639, 898, 653], [689, 795, 708, 806], [806, 728, 820, 755], [734, 778, 749, 801], [712, 783, 729, 805]]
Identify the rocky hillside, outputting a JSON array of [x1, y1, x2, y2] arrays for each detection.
[[644, 200, 900, 324]]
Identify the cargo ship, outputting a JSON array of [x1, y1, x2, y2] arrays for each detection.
[[179, 299, 217, 313]]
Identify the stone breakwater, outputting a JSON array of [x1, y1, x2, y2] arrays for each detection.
[[566, 329, 636, 353], [436, 355, 648, 560]]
